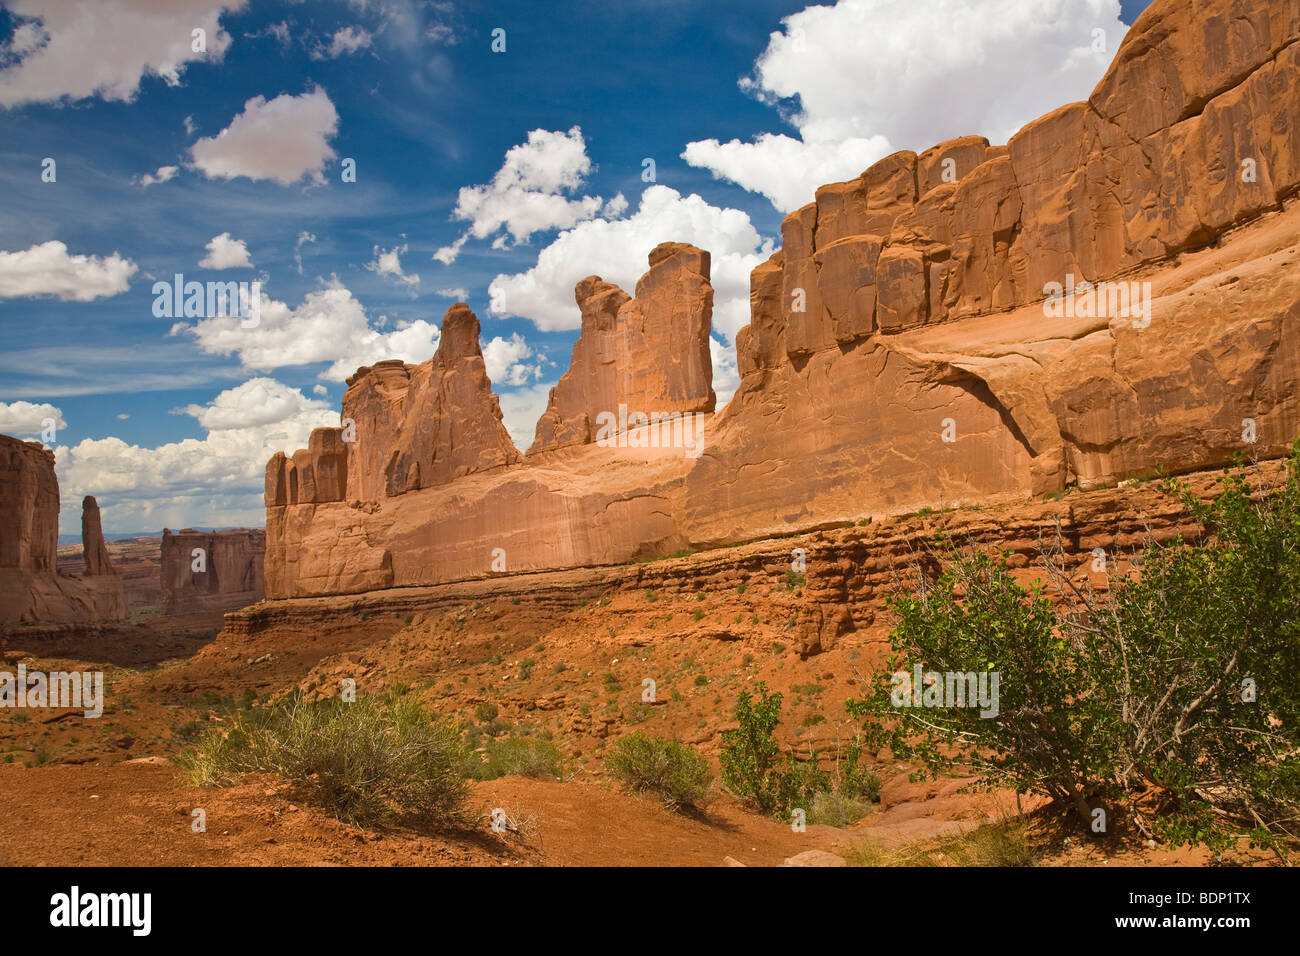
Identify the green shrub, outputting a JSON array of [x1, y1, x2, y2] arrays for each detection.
[[849, 446, 1300, 855], [473, 701, 499, 724], [806, 790, 874, 827], [473, 736, 564, 781], [178, 690, 472, 827], [606, 733, 714, 809], [719, 682, 831, 816]]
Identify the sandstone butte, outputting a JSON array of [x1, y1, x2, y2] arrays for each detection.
[[0, 434, 126, 627], [160, 528, 266, 616], [266, 0, 1300, 601]]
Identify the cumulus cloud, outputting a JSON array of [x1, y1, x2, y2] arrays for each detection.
[[488, 184, 773, 343], [176, 376, 327, 430], [495, 382, 552, 453], [311, 25, 372, 59], [433, 126, 607, 264], [0, 0, 242, 108], [175, 279, 441, 381], [0, 400, 66, 436], [683, 0, 1127, 211], [0, 240, 136, 301], [434, 287, 468, 300], [198, 232, 254, 269], [482, 334, 542, 387], [366, 242, 419, 286], [54, 378, 336, 534], [190, 88, 339, 186], [138, 164, 179, 187]]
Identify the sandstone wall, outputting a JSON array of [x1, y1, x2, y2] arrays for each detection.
[[529, 242, 716, 455], [0, 435, 127, 626], [686, 0, 1300, 543], [263, 0, 1300, 600], [160, 528, 265, 616]]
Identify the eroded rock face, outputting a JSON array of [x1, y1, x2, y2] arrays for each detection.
[[697, 0, 1300, 540], [336, 304, 520, 502], [263, 0, 1300, 600], [81, 496, 114, 577], [0, 435, 126, 626], [160, 528, 265, 616], [529, 243, 716, 455]]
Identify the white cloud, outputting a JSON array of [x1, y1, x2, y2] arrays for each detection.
[[488, 184, 773, 343], [683, 0, 1127, 211], [710, 336, 740, 409], [116, 413, 129, 420], [198, 232, 254, 269], [312, 384, 328, 396], [496, 383, 553, 453], [176, 376, 328, 430], [366, 242, 419, 286], [175, 278, 441, 381], [0, 400, 66, 435], [190, 88, 339, 186], [435, 287, 468, 300], [138, 164, 179, 187], [683, 134, 888, 214], [433, 126, 607, 264], [0, 240, 136, 301], [482, 334, 542, 387], [312, 25, 372, 60], [53, 378, 336, 534], [0, 0, 243, 108]]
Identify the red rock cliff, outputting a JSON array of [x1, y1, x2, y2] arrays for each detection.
[[0, 435, 127, 626], [529, 242, 716, 455], [263, 0, 1300, 598]]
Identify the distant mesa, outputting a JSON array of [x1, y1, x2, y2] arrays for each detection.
[[160, 528, 265, 616]]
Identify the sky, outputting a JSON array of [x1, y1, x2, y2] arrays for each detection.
[[0, 0, 1152, 535]]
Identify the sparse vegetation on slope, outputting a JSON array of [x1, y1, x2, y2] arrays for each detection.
[[606, 732, 714, 810], [179, 689, 472, 827]]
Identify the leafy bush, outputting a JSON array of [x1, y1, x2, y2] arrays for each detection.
[[719, 682, 832, 816], [606, 733, 714, 809], [179, 690, 472, 827], [473, 736, 564, 781], [849, 446, 1300, 855], [473, 701, 499, 724]]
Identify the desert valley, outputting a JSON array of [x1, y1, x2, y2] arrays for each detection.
[[0, 0, 1298, 897]]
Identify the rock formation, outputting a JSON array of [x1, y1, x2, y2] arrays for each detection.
[[160, 528, 265, 616], [264, 0, 1300, 599], [530, 243, 716, 455], [81, 496, 114, 576], [0, 435, 127, 626]]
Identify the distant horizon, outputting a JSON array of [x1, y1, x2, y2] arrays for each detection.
[[57, 526, 263, 545]]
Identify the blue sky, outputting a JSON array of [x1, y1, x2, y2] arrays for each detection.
[[0, 0, 1150, 534]]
